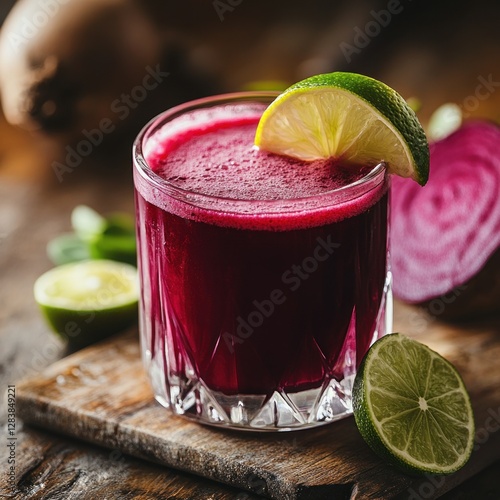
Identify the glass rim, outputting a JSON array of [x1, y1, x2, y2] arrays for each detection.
[[133, 91, 387, 211]]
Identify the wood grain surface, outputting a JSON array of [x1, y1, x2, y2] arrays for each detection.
[[2, 1, 500, 498], [12, 302, 500, 500]]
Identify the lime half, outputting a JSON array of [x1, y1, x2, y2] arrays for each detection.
[[353, 333, 474, 475], [34, 260, 139, 348], [255, 72, 429, 185]]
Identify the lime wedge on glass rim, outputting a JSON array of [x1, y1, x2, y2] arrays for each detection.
[[353, 333, 475, 475], [255, 72, 429, 185], [34, 260, 139, 348]]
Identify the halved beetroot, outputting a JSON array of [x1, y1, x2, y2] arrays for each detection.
[[391, 121, 500, 317]]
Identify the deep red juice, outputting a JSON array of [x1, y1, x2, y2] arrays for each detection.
[[134, 102, 389, 398]]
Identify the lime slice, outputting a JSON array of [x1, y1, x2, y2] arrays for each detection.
[[71, 205, 106, 242], [353, 333, 474, 475], [69, 206, 137, 265], [88, 213, 137, 265], [102, 213, 136, 236], [34, 260, 139, 348], [47, 233, 90, 265], [427, 103, 462, 141], [255, 72, 429, 185], [88, 234, 137, 266]]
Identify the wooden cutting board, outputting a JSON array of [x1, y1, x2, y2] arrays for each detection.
[[16, 302, 500, 500]]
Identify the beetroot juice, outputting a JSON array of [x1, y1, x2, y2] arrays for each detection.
[[133, 94, 391, 430]]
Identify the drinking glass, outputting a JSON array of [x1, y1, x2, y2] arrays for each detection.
[[133, 93, 392, 431]]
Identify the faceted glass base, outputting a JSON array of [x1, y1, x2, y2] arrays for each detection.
[[144, 276, 392, 432]]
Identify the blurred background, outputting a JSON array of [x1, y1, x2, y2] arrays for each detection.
[[1, 0, 500, 180], [1, 0, 500, 497]]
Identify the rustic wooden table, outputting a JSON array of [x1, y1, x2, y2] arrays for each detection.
[[2, 1, 500, 496]]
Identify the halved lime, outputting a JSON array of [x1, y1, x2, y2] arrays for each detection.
[[353, 333, 474, 475], [255, 72, 429, 185], [34, 260, 139, 348]]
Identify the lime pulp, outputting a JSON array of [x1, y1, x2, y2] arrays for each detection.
[[34, 259, 139, 348]]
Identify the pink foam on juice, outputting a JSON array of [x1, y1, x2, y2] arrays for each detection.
[[135, 103, 389, 395], [137, 103, 384, 231]]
